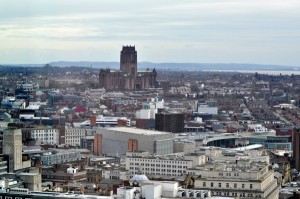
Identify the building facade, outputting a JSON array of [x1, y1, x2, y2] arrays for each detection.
[[194, 160, 278, 199], [22, 127, 60, 144], [99, 46, 157, 90], [155, 112, 185, 133], [94, 133, 103, 156], [126, 156, 192, 177], [3, 128, 23, 171], [125, 152, 206, 177], [40, 149, 81, 165], [96, 127, 173, 155], [65, 127, 86, 146]]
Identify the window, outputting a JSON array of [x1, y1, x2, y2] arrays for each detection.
[[211, 182, 214, 187], [242, 184, 245, 188], [250, 184, 253, 189], [226, 183, 229, 188], [203, 182, 206, 187], [234, 183, 237, 188], [219, 183, 221, 188]]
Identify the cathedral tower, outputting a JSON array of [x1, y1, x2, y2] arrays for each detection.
[[120, 46, 137, 77]]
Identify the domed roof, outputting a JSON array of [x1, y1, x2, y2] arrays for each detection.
[[130, 174, 149, 182]]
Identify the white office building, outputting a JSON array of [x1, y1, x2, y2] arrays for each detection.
[[25, 127, 60, 145], [65, 127, 86, 146], [126, 152, 206, 177]]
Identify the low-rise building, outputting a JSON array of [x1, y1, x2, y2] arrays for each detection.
[[96, 127, 174, 155], [41, 149, 81, 165], [65, 127, 86, 146], [22, 126, 60, 144], [42, 167, 87, 185], [194, 160, 278, 199], [126, 152, 205, 177]]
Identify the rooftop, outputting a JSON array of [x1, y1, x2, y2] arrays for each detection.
[[106, 127, 172, 136]]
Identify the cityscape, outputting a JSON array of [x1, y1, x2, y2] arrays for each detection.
[[1, 1, 300, 199]]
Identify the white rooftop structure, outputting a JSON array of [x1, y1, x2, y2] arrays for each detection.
[[230, 144, 263, 152], [26, 105, 41, 110], [80, 115, 130, 127], [130, 174, 149, 182], [107, 127, 172, 136]]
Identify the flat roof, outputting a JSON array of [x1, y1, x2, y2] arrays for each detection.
[[106, 127, 172, 136], [90, 157, 116, 161]]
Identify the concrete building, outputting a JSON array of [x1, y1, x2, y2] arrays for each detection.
[[102, 168, 130, 181], [0, 157, 7, 176], [116, 174, 212, 199], [99, 46, 157, 90], [80, 136, 94, 153], [65, 127, 86, 146], [3, 128, 31, 171], [136, 98, 164, 129], [18, 173, 42, 192], [125, 152, 205, 177], [136, 98, 164, 120], [194, 160, 278, 199], [42, 167, 87, 185], [2, 172, 42, 192], [96, 127, 174, 155], [40, 149, 81, 165]]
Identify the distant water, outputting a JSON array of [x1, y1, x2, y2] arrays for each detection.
[[205, 70, 300, 75]]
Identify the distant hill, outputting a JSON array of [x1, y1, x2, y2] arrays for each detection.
[[1, 61, 299, 71], [49, 61, 300, 71], [49, 61, 120, 68]]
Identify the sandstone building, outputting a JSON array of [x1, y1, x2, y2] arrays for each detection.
[[99, 46, 157, 90]]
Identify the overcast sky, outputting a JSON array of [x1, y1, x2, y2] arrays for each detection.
[[0, 0, 299, 66]]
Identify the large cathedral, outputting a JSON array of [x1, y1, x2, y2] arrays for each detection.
[[99, 46, 157, 90]]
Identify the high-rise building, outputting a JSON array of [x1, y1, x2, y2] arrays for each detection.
[[294, 128, 300, 170], [155, 112, 185, 133], [94, 133, 103, 156], [3, 128, 23, 171], [99, 46, 157, 90]]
